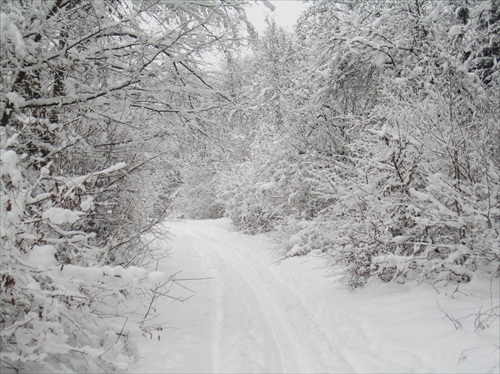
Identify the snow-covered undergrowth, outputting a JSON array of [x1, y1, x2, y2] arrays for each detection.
[[0, 262, 169, 372], [130, 219, 499, 373], [0, 141, 172, 372]]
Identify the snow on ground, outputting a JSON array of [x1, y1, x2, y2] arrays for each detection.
[[129, 219, 499, 373]]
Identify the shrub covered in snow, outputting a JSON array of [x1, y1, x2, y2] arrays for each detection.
[[221, 0, 499, 288]]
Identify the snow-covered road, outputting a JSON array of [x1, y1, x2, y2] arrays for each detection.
[[130, 219, 499, 373]]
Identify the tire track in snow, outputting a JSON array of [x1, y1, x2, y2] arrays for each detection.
[[166, 220, 353, 373], [201, 240, 285, 373], [182, 222, 315, 373], [214, 241, 314, 373], [210, 254, 224, 373], [262, 264, 357, 372]]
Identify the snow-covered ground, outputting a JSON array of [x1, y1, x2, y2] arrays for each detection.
[[129, 219, 499, 373]]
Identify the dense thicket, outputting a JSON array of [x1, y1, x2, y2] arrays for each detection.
[[216, 0, 499, 287], [0, 0, 250, 371]]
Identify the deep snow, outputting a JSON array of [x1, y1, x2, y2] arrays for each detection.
[[129, 219, 499, 373]]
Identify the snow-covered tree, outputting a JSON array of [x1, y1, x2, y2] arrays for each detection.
[[1, 0, 250, 371], [221, 0, 499, 287]]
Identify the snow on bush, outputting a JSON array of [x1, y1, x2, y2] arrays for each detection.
[[0, 133, 178, 372], [173, 164, 224, 219], [222, 0, 499, 288]]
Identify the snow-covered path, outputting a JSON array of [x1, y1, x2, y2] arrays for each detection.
[[130, 219, 499, 373]]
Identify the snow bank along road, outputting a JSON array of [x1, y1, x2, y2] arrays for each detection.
[[130, 219, 499, 373]]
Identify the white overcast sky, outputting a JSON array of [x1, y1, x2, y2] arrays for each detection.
[[245, 0, 309, 33]]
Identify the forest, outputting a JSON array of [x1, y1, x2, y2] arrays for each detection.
[[1, 0, 498, 372]]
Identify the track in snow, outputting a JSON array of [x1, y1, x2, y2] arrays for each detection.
[[164, 219, 340, 373]]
